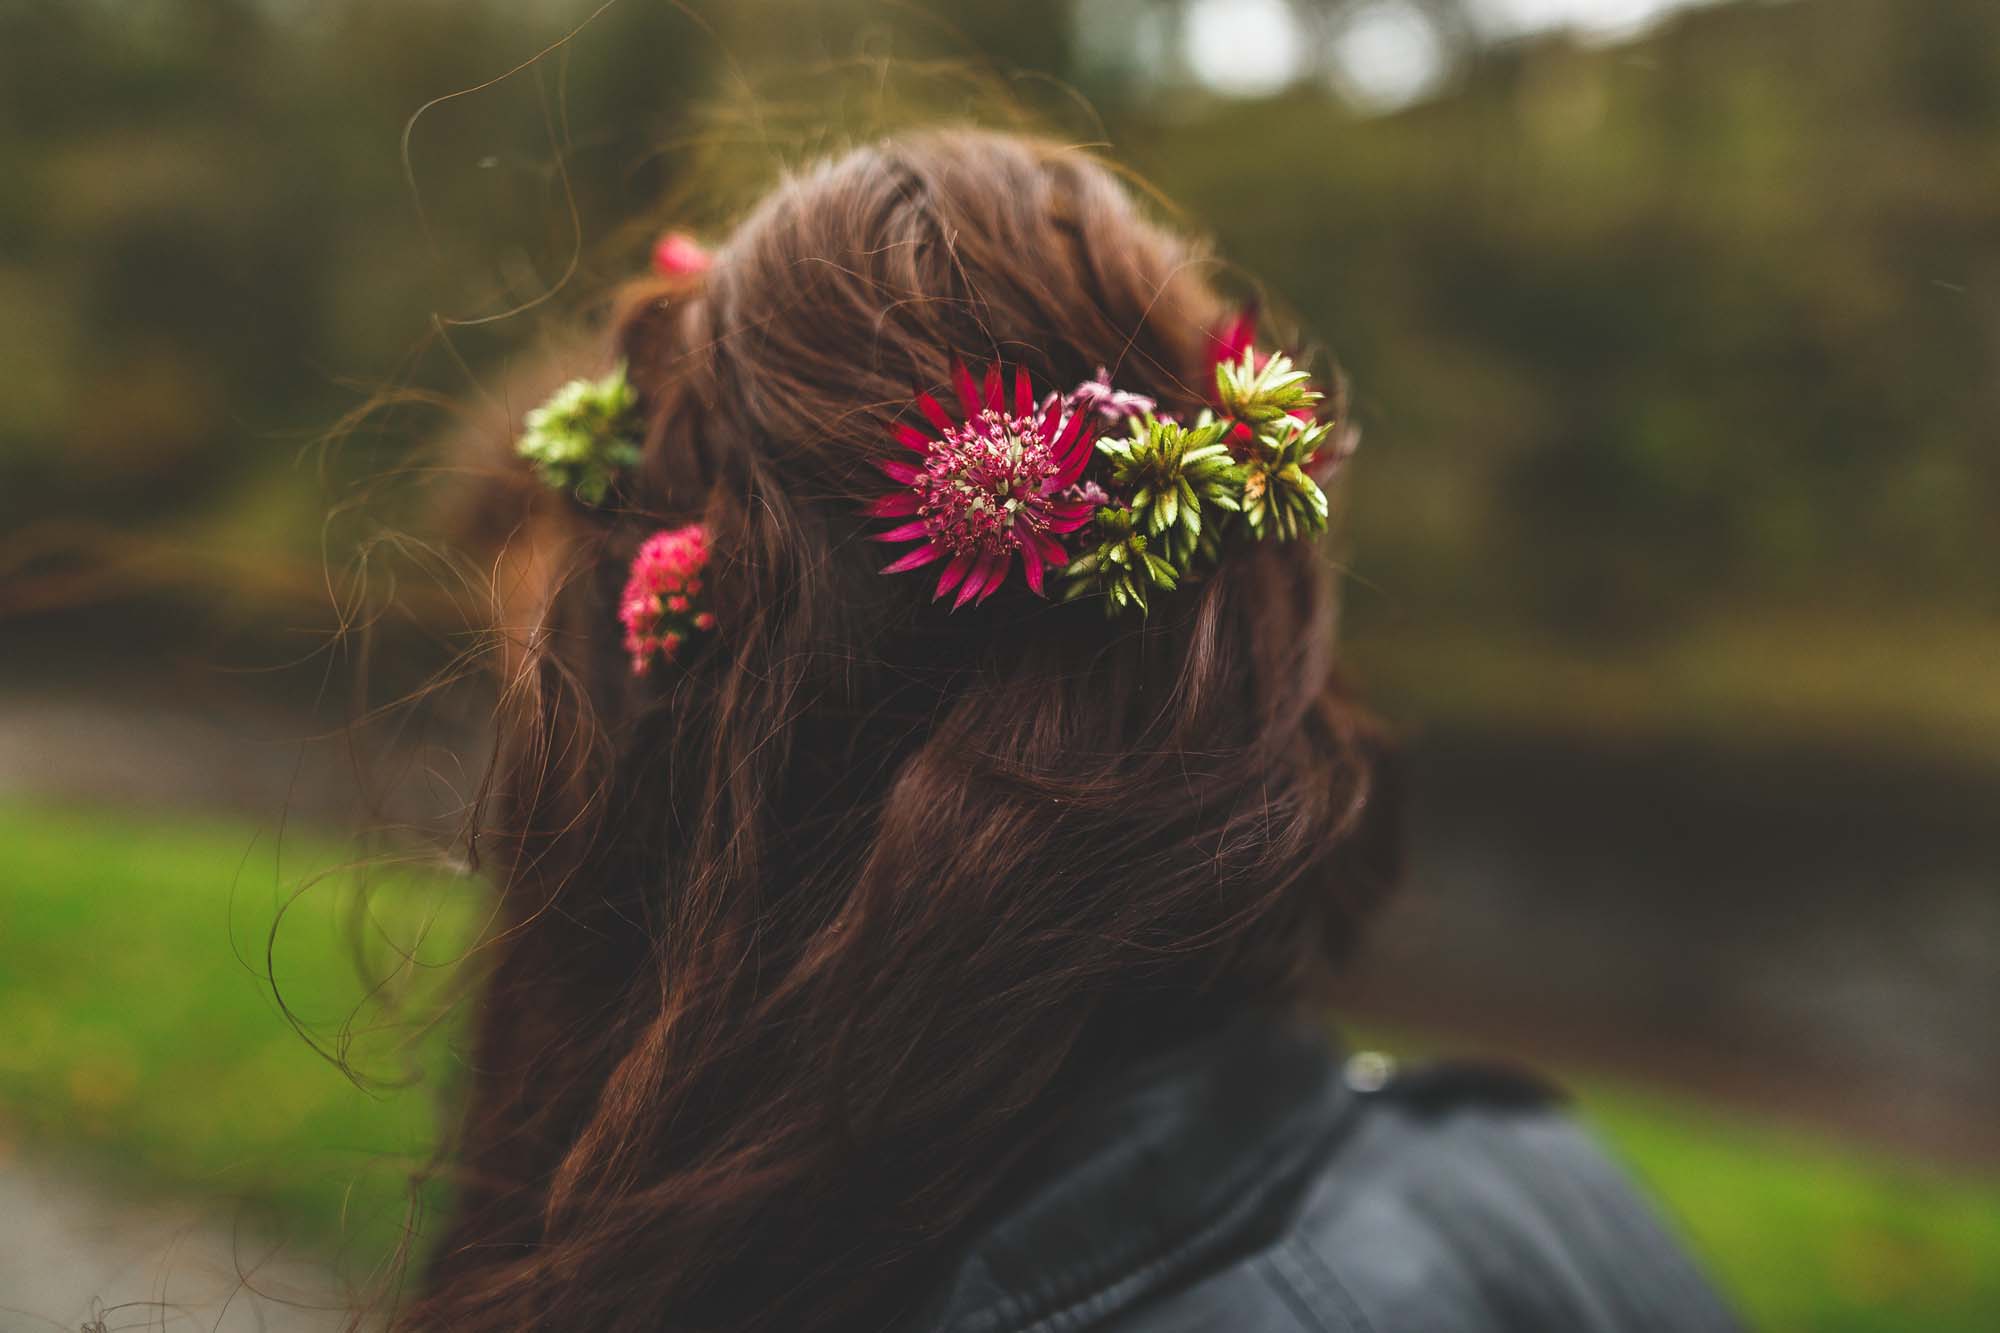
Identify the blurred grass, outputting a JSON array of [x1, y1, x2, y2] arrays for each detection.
[[0, 801, 480, 1269], [1586, 1093, 2000, 1333], [1, 800, 1996, 1329]]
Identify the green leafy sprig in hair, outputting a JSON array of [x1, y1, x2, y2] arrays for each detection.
[[517, 362, 643, 505], [1094, 416, 1242, 567], [1059, 505, 1179, 617], [1213, 344, 1334, 545], [1241, 416, 1333, 542], [1057, 341, 1341, 614], [1216, 345, 1320, 424]]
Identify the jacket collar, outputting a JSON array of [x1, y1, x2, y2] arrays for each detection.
[[916, 1011, 1355, 1333]]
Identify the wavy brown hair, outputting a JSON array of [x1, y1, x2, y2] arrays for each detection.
[[406, 128, 1397, 1332]]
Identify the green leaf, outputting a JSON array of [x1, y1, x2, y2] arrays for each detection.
[[1216, 346, 1322, 425], [516, 361, 643, 507]]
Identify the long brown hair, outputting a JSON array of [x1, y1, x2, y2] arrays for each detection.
[[407, 128, 1396, 1332]]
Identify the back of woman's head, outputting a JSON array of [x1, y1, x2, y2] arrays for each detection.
[[414, 127, 1396, 1333]]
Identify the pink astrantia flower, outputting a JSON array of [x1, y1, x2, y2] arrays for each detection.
[[1067, 367, 1156, 422], [619, 523, 715, 675], [869, 360, 1098, 607], [1068, 479, 1111, 508], [651, 230, 712, 278]]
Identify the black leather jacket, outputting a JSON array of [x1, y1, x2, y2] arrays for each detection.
[[914, 1015, 1741, 1332]]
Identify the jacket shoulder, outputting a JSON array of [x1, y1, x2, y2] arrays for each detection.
[[1105, 1057, 1738, 1333]]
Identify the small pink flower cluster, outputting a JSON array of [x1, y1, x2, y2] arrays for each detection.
[[619, 523, 715, 675], [1066, 367, 1156, 422]]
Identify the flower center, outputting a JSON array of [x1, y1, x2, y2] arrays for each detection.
[[917, 411, 1059, 557]]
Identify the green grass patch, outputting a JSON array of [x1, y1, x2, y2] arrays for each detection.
[[1587, 1089, 2000, 1333], [0, 801, 482, 1272], [0, 800, 1995, 1329]]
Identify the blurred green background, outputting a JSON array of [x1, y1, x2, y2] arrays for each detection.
[[1, 1, 1996, 1329]]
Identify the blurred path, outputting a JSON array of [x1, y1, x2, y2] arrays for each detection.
[[0, 688, 475, 830], [0, 1157, 352, 1333]]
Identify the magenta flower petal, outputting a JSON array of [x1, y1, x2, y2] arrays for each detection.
[[872, 519, 931, 543], [1052, 426, 1095, 489], [1021, 543, 1046, 596], [951, 360, 981, 419], [956, 553, 1000, 609], [974, 551, 1011, 604], [882, 543, 945, 574], [875, 457, 923, 486], [1051, 404, 1088, 457], [1014, 367, 1033, 418], [1053, 450, 1086, 492], [893, 423, 933, 452], [935, 550, 976, 601], [1037, 397, 1062, 444], [868, 492, 922, 518], [981, 363, 1004, 413], [1046, 511, 1094, 535], [1027, 527, 1072, 567], [916, 392, 953, 433], [1207, 306, 1258, 374]]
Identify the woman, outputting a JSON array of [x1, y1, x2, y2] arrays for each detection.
[[411, 129, 1737, 1332]]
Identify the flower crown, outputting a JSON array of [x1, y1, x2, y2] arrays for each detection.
[[515, 241, 1349, 673], [870, 316, 1348, 615]]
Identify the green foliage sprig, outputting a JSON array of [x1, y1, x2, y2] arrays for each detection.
[[1216, 346, 1320, 424], [1060, 506, 1179, 616], [1241, 416, 1332, 542], [1095, 416, 1242, 566], [516, 363, 643, 506], [1059, 345, 1338, 615]]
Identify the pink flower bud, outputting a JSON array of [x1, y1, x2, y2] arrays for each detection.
[[652, 231, 711, 278]]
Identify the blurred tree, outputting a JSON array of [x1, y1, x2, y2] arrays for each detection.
[[2, 0, 1995, 679]]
